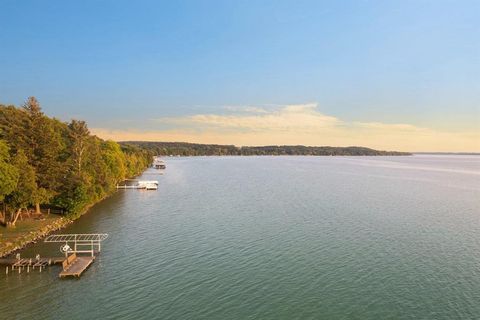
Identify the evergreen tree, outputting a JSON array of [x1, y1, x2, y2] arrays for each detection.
[[22, 96, 42, 116], [21, 98, 64, 212]]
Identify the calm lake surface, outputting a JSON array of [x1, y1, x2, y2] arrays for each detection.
[[1, 155, 479, 319]]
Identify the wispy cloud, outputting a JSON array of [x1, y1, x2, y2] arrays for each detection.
[[153, 103, 341, 132], [223, 105, 269, 114], [91, 103, 480, 152]]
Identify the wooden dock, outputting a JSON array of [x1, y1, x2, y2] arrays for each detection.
[[3, 233, 108, 279], [2, 257, 64, 275], [59, 255, 95, 278], [0, 257, 64, 265], [116, 180, 158, 190], [2, 255, 95, 277]]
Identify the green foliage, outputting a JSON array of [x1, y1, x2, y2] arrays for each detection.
[[53, 175, 91, 218], [0, 99, 152, 223], [0, 141, 18, 202], [68, 120, 90, 175], [101, 140, 127, 186], [9, 150, 39, 209]]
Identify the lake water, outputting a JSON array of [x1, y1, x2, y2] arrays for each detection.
[[1, 155, 479, 319]]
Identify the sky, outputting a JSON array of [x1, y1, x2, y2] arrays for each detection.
[[0, 0, 479, 152]]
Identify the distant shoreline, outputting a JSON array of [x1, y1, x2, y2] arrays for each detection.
[[120, 141, 411, 157], [413, 152, 480, 156]]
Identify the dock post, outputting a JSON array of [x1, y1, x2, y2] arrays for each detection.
[[5, 267, 8, 275]]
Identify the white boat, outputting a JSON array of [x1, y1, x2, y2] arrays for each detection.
[[152, 156, 166, 169], [137, 180, 159, 190], [145, 183, 158, 190]]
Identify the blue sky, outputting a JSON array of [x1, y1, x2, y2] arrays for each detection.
[[0, 0, 479, 151]]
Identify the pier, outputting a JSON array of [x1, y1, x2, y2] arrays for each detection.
[[116, 180, 158, 190], [116, 185, 144, 189], [1, 256, 64, 274], [59, 254, 95, 278], [2, 233, 108, 278]]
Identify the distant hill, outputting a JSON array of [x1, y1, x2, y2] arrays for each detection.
[[120, 141, 411, 156]]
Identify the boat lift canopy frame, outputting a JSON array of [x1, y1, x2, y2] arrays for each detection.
[[44, 234, 108, 257]]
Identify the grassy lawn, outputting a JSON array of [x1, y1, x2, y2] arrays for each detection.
[[0, 215, 68, 257]]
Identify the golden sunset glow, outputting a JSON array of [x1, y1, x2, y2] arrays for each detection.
[[92, 103, 480, 152]]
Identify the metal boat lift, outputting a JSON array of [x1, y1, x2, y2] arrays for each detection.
[[44, 233, 109, 278], [44, 233, 109, 257]]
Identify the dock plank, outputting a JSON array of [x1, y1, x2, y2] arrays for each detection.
[[59, 256, 95, 278], [0, 257, 64, 265]]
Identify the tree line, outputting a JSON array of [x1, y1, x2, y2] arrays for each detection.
[[0, 98, 152, 227], [121, 141, 411, 157]]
